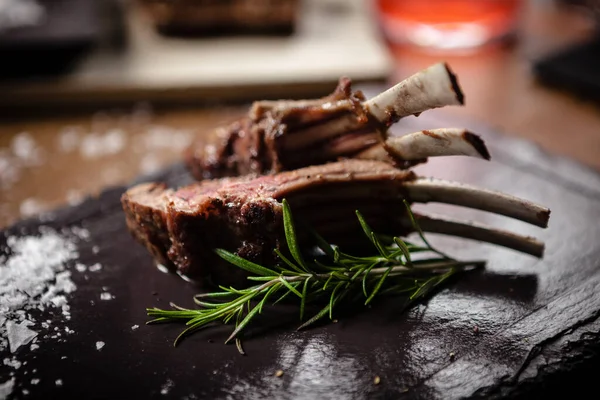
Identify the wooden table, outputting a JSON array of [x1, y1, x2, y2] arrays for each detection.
[[1, 0, 598, 231]]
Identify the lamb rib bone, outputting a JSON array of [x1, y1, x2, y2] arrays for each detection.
[[412, 213, 545, 257], [121, 159, 550, 287], [184, 63, 477, 180], [356, 128, 491, 163]]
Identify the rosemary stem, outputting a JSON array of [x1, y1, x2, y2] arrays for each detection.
[[269, 259, 484, 285]]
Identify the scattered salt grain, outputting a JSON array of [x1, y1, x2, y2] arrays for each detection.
[[96, 341, 105, 351], [100, 292, 112, 301], [49, 296, 67, 308], [142, 126, 193, 152], [160, 379, 174, 395], [65, 190, 84, 207], [80, 129, 126, 159], [30, 378, 39, 385], [139, 153, 161, 175], [19, 198, 46, 218], [55, 379, 63, 387], [11, 132, 43, 164], [92, 246, 99, 254], [6, 321, 37, 353], [75, 263, 87, 273], [0, 227, 87, 385], [88, 263, 102, 272], [131, 325, 139, 331], [57, 127, 81, 153], [70, 226, 90, 240], [3, 357, 21, 370]]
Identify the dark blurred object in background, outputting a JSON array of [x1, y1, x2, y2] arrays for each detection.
[[0, 0, 126, 81], [534, 0, 600, 103], [534, 37, 600, 103], [558, 0, 600, 23], [139, 0, 301, 37]]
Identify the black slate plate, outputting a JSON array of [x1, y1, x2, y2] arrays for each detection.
[[1, 117, 600, 400]]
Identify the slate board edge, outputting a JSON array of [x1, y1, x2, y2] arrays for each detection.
[[2, 124, 600, 399]]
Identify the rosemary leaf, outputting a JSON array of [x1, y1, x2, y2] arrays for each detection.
[[279, 277, 303, 298], [362, 262, 378, 297], [365, 265, 394, 305], [394, 237, 413, 267], [226, 303, 262, 344], [235, 338, 246, 355], [274, 249, 306, 274], [300, 277, 310, 321], [258, 283, 281, 313], [298, 288, 348, 330], [147, 201, 484, 349], [371, 232, 391, 258], [402, 200, 450, 259], [329, 282, 345, 319], [282, 199, 307, 268]]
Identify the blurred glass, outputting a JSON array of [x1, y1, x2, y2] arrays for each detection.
[[374, 0, 523, 50]]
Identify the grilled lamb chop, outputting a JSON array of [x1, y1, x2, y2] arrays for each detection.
[[122, 159, 550, 288], [184, 63, 488, 181]]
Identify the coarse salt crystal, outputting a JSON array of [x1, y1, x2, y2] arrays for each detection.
[[50, 295, 67, 307], [57, 127, 81, 153], [131, 325, 139, 331], [88, 263, 102, 272], [66, 190, 84, 207], [3, 358, 21, 370], [100, 292, 112, 301], [6, 320, 37, 353], [75, 263, 87, 273], [19, 198, 46, 218], [0, 228, 86, 378], [55, 379, 63, 387], [160, 379, 174, 395], [0, 378, 15, 399], [96, 341, 105, 351]]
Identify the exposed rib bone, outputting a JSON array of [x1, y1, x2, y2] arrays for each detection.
[[411, 213, 545, 257], [365, 62, 464, 125], [404, 178, 551, 228], [287, 63, 465, 150], [384, 128, 490, 161], [186, 64, 471, 179]]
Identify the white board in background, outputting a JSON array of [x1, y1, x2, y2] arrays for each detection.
[[1, 0, 394, 108]]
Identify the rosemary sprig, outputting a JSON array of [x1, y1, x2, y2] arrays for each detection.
[[147, 199, 485, 351]]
